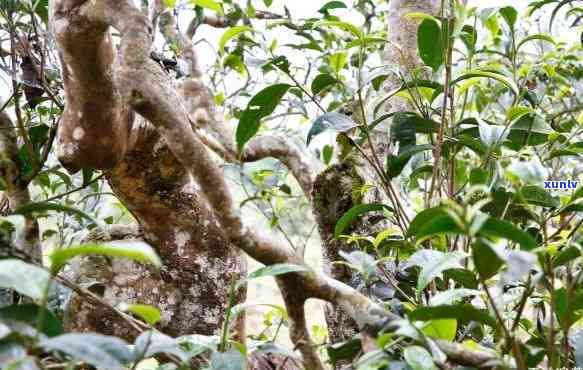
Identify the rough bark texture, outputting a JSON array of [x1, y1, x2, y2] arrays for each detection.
[[44, 1, 502, 368], [51, 0, 246, 342], [312, 160, 386, 344]]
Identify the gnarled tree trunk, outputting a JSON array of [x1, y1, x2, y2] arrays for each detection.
[[51, 0, 247, 341], [41, 1, 497, 369]]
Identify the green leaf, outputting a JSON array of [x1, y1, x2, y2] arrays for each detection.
[[322, 145, 334, 164], [386, 144, 433, 178], [460, 25, 477, 51], [518, 185, 560, 208], [421, 319, 457, 341], [41, 333, 133, 370], [0, 304, 62, 337], [81, 168, 94, 187], [236, 84, 292, 151], [499, 6, 518, 30], [409, 304, 497, 328], [49, 241, 162, 274], [164, 0, 176, 8], [345, 36, 387, 49], [407, 207, 463, 239], [318, 1, 347, 14], [328, 52, 348, 73], [311, 73, 340, 96], [230, 303, 287, 320], [517, 34, 555, 51], [211, 350, 245, 370], [478, 217, 538, 250], [453, 70, 519, 96], [334, 204, 393, 238], [306, 112, 358, 145], [507, 106, 532, 121], [417, 18, 444, 71], [12, 202, 99, 226], [219, 26, 254, 55], [472, 240, 504, 279], [312, 20, 363, 39], [507, 113, 553, 149], [191, 0, 223, 15], [391, 112, 416, 149], [407, 250, 466, 291], [118, 303, 161, 325], [403, 346, 438, 370], [0, 259, 50, 300], [554, 245, 580, 267], [241, 263, 308, 287], [553, 287, 583, 329]]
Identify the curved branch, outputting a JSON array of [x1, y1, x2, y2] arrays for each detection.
[[242, 136, 314, 200], [51, 1, 500, 367]]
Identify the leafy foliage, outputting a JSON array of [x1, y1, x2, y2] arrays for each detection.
[[0, 0, 582, 369]]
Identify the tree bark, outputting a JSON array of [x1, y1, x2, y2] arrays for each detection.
[[51, 0, 247, 341], [44, 1, 502, 368]]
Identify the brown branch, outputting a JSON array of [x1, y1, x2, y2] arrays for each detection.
[[50, 1, 501, 367], [278, 286, 325, 370]]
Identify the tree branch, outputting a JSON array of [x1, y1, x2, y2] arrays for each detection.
[[50, 1, 501, 367]]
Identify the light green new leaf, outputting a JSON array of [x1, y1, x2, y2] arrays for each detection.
[[230, 303, 287, 320], [312, 20, 363, 39], [453, 70, 519, 96], [239, 263, 309, 287], [118, 303, 161, 325], [219, 26, 254, 55], [517, 34, 555, 51], [49, 240, 162, 274], [405, 12, 440, 23], [191, 0, 223, 15], [0, 260, 50, 300], [421, 319, 457, 341], [12, 202, 99, 227]]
